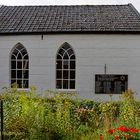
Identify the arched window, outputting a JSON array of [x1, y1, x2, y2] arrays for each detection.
[[56, 42, 76, 89], [10, 43, 29, 88]]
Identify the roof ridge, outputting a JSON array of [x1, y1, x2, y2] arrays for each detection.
[[0, 5, 4, 11], [1, 4, 130, 7], [128, 3, 140, 20]]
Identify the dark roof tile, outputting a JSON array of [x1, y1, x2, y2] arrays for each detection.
[[0, 4, 140, 34]]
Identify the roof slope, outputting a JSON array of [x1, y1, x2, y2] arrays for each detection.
[[0, 4, 140, 34]]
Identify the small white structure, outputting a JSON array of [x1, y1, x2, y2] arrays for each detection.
[[0, 4, 140, 100]]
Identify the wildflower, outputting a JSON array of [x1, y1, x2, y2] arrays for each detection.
[[125, 134, 129, 139], [117, 125, 129, 133], [108, 129, 115, 135], [129, 128, 139, 133], [106, 126, 139, 140], [114, 135, 119, 140], [99, 134, 102, 140]]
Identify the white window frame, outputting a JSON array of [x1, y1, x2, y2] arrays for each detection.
[[10, 43, 29, 89], [56, 42, 76, 90]]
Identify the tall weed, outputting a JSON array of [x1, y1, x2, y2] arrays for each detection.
[[0, 88, 140, 139], [119, 90, 139, 127]]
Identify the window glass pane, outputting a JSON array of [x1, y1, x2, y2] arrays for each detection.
[[56, 80, 62, 89], [11, 45, 29, 89], [63, 70, 69, 79], [56, 70, 62, 79], [23, 60, 29, 69], [56, 43, 75, 89], [67, 49, 73, 56], [17, 53, 22, 59], [24, 55, 29, 59], [70, 61, 75, 69], [12, 49, 18, 56], [23, 80, 29, 88], [63, 60, 69, 69], [11, 54, 16, 59], [11, 70, 16, 78], [17, 70, 22, 78], [56, 61, 62, 69], [23, 70, 28, 79], [70, 80, 75, 89], [63, 80, 68, 89], [57, 54, 62, 59], [58, 49, 65, 56], [62, 45, 69, 50], [17, 45, 24, 51], [21, 49, 27, 56], [17, 80, 22, 88], [70, 70, 75, 79], [11, 61, 16, 69], [70, 55, 75, 59], [63, 53, 69, 59], [11, 80, 16, 87], [17, 61, 22, 69]]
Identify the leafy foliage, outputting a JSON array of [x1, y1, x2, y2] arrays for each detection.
[[0, 88, 140, 139]]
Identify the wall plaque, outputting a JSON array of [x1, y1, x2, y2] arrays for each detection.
[[95, 74, 128, 94]]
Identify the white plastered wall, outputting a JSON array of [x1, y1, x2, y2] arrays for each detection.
[[0, 34, 140, 101]]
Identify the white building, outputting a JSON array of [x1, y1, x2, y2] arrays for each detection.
[[0, 4, 140, 100]]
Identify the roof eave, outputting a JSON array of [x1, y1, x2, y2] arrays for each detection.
[[0, 30, 140, 35]]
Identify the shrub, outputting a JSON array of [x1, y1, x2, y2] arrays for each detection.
[[2, 87, 47, 139], [119, 90, 139, 127]]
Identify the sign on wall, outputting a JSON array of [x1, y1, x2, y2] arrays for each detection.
[[95, 74, 128, 94]]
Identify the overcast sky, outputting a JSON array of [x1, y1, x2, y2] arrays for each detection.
[[0, 0, 140, 12]]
